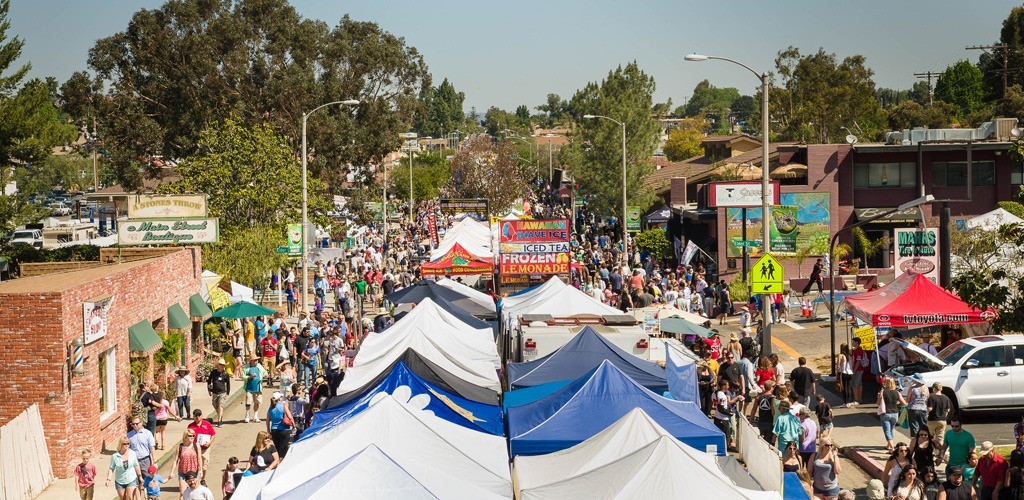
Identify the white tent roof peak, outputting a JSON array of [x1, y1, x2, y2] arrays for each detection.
[[501, 276, 620, 319], [967, 207, 1024, 230]]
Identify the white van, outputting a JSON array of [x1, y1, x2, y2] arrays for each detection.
[[888, 335, 1024, 412]]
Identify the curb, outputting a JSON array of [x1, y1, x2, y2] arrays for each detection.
[[153, 387, 246, 471], [841, 445, 884, 480]]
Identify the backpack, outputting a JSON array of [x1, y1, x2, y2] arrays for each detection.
[[739, 337, 760, 358]]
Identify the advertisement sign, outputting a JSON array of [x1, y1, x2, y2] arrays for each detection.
[[725, 192, 830, 257], [499, 252, 570, 275], [287, 223, 302, 255], [681, 240, 699, 266], [427, 215, 439, 247], [894, 227, 939, 283], [118, 218, 220, 245], [439, 198, 489, 221], [127, 194, 208, 219], [708, 181, 781, 208], [854, 325, 876, 351], [626, 206, 642, 232], [499, 219, 570, 243], [208, 283, 230, 311], [83, 295, 114, 344], [500, 242, 570, 254]]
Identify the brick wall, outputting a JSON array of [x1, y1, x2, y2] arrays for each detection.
[[0, 248, 202, 478]]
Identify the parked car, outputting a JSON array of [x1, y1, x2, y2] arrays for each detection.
[[10, 229, 43, 248], [48, 202, 71, 216], [888, 335, 1024, 412]]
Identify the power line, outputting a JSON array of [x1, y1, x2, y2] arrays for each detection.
[[966, 44, 1009, 96], [914, 71, 938, 105]]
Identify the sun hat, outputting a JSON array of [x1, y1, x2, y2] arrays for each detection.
[[980, 441, 995, 455], [217, 358, 226, 365]]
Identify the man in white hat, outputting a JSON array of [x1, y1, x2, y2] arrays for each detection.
[[206, 359, 231, 427], [973, 440, 1007, 499], [174, 365, 193, 418]]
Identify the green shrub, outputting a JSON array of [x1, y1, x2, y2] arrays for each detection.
[[635, 228, 670, 260], [997, 201, 1024, 220], [729, 276, 749, 302]]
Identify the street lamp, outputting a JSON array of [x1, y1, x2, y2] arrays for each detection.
[[301, 98, 360, 316], [582, 114, 628, 266], [827, 194, 934, 376], [542, 133, 568, 181], [685, 52, 773, 355]]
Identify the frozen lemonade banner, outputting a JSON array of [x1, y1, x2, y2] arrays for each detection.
[[725, 192, 830, 258]]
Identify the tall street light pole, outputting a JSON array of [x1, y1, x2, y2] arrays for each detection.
[[582, 115, 628, 267], [301, 98, 360, 316], [408, 149, 414, 222], [685, 53, 773, 354]]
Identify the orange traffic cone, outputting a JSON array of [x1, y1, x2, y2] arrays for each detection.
[[802, 300, 811, 317]]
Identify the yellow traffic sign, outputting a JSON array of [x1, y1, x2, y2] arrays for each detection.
[[750, 253, 783, 293]]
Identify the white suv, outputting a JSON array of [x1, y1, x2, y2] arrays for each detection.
[[889, 335, 1024, 412]]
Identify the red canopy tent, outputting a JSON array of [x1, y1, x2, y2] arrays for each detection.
[[844, 272, 997, 328], [420, 242, 494, 276]]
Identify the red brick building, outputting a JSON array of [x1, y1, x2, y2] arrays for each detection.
[[0, 248, 206, 478]]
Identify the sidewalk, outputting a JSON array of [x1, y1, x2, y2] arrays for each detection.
[[36, 380, 244, 500]]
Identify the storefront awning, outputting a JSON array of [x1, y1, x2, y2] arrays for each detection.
[[168, 303, 191, 330], [189, 293, 212, 318], [128, 320, 162, 353], [853, 207, 923, 224]]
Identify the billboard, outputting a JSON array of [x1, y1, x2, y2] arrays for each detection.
[[127, 194, 208, 219], [118, 218, 220, 245], [498, 219, 570, 243], [439, 198, 489, 221], [725, 192, 830, 258], [894, 227, 939, 283], [708, 181, 781, 208], [499, 252, 570, 275]]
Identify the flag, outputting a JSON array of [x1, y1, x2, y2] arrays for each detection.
[[681, 240, 699, 266], [673, 235, 682, 261]]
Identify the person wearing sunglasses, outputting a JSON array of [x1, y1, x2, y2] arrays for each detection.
[[782, 441, 803, 473], [939, 417, 976, 476], [808, 438, 842, 500], [884, 443, 913, 498], [181, 471, 214, 500], [911, 428, 939, 471], [105, 437, 142, 500], [127, 417, 156, 475], [171, 430, 203, 500]]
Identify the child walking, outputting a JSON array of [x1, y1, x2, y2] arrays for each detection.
[[142, 465, 166, 500], [73, 448, 97, 500]]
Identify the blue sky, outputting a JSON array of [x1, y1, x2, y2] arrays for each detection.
[[10, 1, 1020, 113]]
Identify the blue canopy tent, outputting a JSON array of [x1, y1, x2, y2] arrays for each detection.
[[507, 360, 725, 456], [502, 380, 572, 409], [305, 361, 504, 438], [506, 325, 668, 392]]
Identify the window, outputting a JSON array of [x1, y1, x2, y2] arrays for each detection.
[[967, 346, 1005, 368], [932, 161, 995, 187], [1013, 159, 1024, 185], [98, 347, 116, 418], [853, 162, 917, 188], [1013, 345, 1024, 366]]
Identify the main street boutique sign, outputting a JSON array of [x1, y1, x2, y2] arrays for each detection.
[[127, 194, 208, 219], [500, 252, 570, 275], [499, 219, 570, 243], [894, 227, 939, 283], [119, 218, 220, 245]]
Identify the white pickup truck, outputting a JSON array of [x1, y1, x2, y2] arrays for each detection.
[[10, 229, 43, 248]]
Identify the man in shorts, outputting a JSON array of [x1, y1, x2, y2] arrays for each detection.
[[243, 356, 263, 423], [207, 359, 230, 427], [850, 337, 869, 406]]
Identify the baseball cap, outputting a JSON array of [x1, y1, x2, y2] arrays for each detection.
[[931, 382, 942, 390], [947, 465, 964, 476], [980, 441, 995, 455], [183, 471, 198, 480], [272, 391, 283, 400], [147, 465, 157, 474]]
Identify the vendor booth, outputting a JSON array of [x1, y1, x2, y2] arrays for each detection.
[[844, 272, 997, 329], [421, 243, 494, 277]]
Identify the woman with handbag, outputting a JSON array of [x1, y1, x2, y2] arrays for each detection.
[[266, 392, 295, 459], [878, 378, 906, 453]]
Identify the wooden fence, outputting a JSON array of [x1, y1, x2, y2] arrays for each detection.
[[0, 404, 53, 499]]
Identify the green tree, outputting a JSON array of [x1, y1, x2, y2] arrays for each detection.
[[390, 153, 451, 204], [950, 221, 1024, 333], [994, 84, 1024, 121], [765, 47, 887, 144], [651, 98, 673, 119], [201, 225, 291, 288], [482, 106, 529, 136], [886, 101, 958, 130], [536, 93, 567, 126], [160, 117, 329, 231], [662, 117, 707, 161], [934, 60, 987, 116], [87, 1, 428, 190], [683, 80, 740, 134], [564, 62, 660, 216], [416, 78, 465, 138], [635, 228, 670, 260]]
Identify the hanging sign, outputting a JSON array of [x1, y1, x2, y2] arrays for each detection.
[[499, 252, 570, 275], [118, 218, 220, 245], [499, 219, 570, 243], [894, 227, 939, 283]]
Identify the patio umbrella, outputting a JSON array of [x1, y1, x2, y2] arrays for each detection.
[[211, 301, 277, 319], [659, 317, 715, 338]]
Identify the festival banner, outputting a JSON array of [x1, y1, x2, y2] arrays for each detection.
[[499, 242, 570, 254], [427, 215, 439, 247], [499, 252, 570, 275], [626, 206, 642, 232], [498, 219, 570, 243], [681, 240, 699, 266], [439, 198, 489, 221], [725, 192, 830, 258]]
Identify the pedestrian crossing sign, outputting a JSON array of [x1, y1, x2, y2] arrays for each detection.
[[750, 253, 783, 293]]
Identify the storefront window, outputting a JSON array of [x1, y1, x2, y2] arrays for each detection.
[[932, 161, 995, 187], [853, 162, 917, 188], [99, 347, 116, 418]]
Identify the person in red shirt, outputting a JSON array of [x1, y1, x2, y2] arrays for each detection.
[[186, 409, 217, 483], [850, 337, 870, 406], [974, 441, 1007, 499], [260, 334, 279, 387], [74, 448, 97, 499], [703, 332, 722, 361]]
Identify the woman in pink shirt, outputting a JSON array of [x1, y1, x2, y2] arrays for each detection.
[[153, 390, 179, 450]]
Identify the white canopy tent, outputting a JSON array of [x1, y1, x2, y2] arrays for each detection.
[[967, 207, 1024, 230], [500, 276, 620, 320], [435, 277, 496, 313], [259, 395, 512, 500], [230, 469, 274, 500], [354, 298, 499, 369], [514, 408, 781, 500], [229, 281, 255, 304], [200, 270, 222, 302]]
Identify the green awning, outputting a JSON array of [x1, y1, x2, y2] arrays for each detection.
[[660, 316, 715, 338], [167, 303, 191, 330], [128, 320, 162, 353], [189, 293, 212, 318]]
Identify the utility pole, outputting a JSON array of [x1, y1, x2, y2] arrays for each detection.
[[914, 71, 937, 105], [967, 44, 1009, 96], [92, 116, 99, 191]]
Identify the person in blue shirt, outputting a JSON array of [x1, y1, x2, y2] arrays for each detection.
[[266, 392, 294, 458], [254, 317, 266, 342], [243, 357, 263, 423], [143, 465, 166, 499]]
